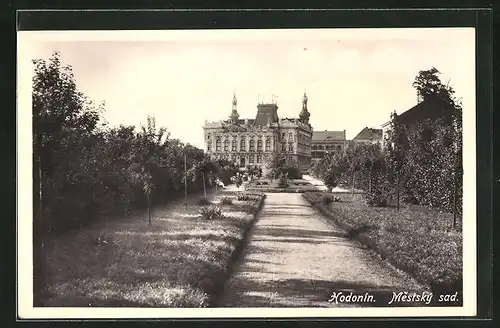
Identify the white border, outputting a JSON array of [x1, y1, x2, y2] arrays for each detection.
[[17, 28, 476, 319]]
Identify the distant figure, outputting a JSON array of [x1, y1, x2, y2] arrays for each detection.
[[215, 178, 226, 189]]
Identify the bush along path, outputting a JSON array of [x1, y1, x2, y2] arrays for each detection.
[[42, 190, 266, 307], [218, 193, 431, 308], [302, 191, 463, 306]]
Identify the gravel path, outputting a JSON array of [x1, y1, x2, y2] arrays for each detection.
[[218, 193, 427, 307]]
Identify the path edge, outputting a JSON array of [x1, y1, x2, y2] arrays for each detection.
[[208, 193, 267, 307]]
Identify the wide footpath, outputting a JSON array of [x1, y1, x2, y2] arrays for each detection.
[[218, 192, 428, 307]]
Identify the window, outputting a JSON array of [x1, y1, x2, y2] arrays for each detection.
[[231, 154, 236, 161], [337, 145, 342, 151], [289, 132, 293, 141], [249, 139, 255, 152], [288, 143, 293, 152], [240, 138, 246, 151], [249, 154, 254, 164], [257, 139, 262, 151], [207, 140, 212, 151], [265, 138, 271, 151], [207, 133, 211, 140], [282, 143, 286, 151], [312, 144, 317, 150], [232, 140, 236, 151], [216, 138, 221, 151], [224, 139, 229, 152], [256, 154, 262, 163]]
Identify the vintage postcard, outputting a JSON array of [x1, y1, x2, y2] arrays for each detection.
[[17, 26, 476, 318]]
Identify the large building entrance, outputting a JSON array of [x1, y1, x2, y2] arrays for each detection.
[[240, 156, 246, 167]]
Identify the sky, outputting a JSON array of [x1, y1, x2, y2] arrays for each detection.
[[19, 28, 475, 149]]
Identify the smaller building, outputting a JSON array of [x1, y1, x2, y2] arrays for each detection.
[[352, 127, 383, 147], [381, 96, 456, 148], [311, 130, 347, 162]]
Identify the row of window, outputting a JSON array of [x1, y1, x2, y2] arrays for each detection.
[[208, 132, 296, 144], [215, 154, 263, 164], [312, 144, 343, 150], [208, 141, 294, 152], [208, 138, 274, 152]]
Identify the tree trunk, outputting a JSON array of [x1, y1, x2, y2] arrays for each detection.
[[453, 170, 457, 228], [184, 154, 187, 210], [33, 152, 47, 306], [147, 193, 151, 225], [396, 168, 400, 212], [368, 170, 372, 194], [351, 171, 355, 198], [202, 171, 206, 198]]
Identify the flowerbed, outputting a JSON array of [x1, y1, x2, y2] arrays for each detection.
[[246, 179, 319, 193], [302, 191, 463, 295]]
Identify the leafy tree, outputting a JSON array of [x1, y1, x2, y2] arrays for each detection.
[[322, 164, 338, 192], [191, 157, 219, 197], [32, 51, 103, 302], [265, 152, 302, 180]]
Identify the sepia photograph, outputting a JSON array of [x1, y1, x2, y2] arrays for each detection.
[[17, 26, 476, 318]]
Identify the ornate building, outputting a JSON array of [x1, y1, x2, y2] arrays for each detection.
[[203, 93, 313, 172]]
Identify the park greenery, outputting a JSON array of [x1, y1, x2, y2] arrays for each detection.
[[302, 191, 462, 294], [33, 51, 240, 234], [32, 51, 243, 301], [265, 152, 303, 180], [312, 67, 463, 218]]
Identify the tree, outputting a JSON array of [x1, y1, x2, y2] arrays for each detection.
[[385, 111, 409, 210], [322, 164, 338, 192], [191, 157, 218, 197], [265, 152, 302, 180], [32, 51, 102, 303]]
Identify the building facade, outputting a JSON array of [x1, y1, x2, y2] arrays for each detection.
[[311, 130, 347, 163], [203, 93, 313, 172], [381, 96, 455, 149], [352, 127, 383, 147]]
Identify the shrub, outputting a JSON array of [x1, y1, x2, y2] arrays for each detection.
[[198, 197, 211, 206], [262, 181, 269, 185], [277, 173, 289, 188], [199, 206, 224, 220], [220, 197, 233, 205], [364, 174, 390, 207], [230, 173, 243, 189], [255, 181, 262, 185], [237, 193, 250, 201], [285, 166, 303, 179], [322, 194, 334, 205], [365, 192, 388, 207]]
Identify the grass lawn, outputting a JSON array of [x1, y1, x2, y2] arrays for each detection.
[[302, 192, 463, 296], [246, 178, 320, 193], [42, 190, 266, 307]]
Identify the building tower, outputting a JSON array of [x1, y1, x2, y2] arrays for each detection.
[[299, 91, 310, 124], [229, 92, 240, 124]]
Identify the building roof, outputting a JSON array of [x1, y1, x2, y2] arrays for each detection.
[[254, 103, 279, 126], [396, 96, 455, 126], [312, 130, 345, 142], [353, 127, 383, 141], [236, 118, 255, 125]]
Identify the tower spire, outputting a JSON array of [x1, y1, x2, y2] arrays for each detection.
[[230, 92, 239, 124], [299, 90, 310, 124]]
